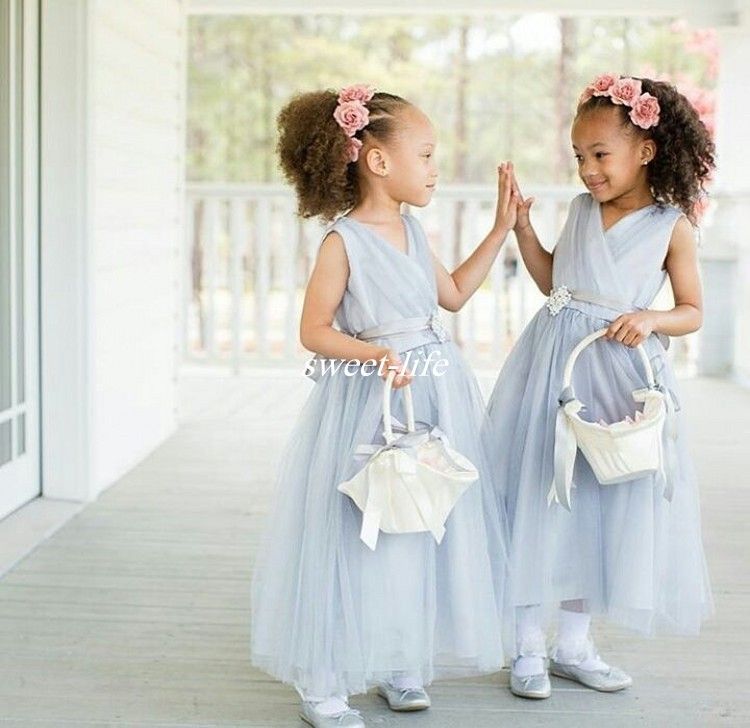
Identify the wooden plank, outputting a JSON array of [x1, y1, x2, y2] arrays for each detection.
[[0, 375, 746, 725]]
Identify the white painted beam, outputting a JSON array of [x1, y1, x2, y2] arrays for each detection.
[[186, 0, 744, 27]]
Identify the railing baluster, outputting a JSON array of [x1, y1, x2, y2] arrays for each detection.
[[304, 218, 319, 280], [437, 198, 453, 268], [438, 200, 456, 341], [281, 198, 298, 358], [229, 198, 246, 374], [183, 196, 194, 360], [254, 198, 271, 358], [462, 198, 479, 361], [491, 234, 503, 362], [540, 197, 556, 254], [202, 197, 219, 358]]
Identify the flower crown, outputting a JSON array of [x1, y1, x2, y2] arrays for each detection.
[[579, 74, 660, 130], [333, 84, 375, 163]]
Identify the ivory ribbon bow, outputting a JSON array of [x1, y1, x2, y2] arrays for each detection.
[[348, 418, 475, 549], [648, 354, 681, 502], [548, 386, 581, 510]]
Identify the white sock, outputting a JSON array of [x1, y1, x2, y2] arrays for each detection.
[[556, 608, 609, 671], [514, 605, 546, 677], [514, 655, 545, 677], [390, 673, 423, 690]]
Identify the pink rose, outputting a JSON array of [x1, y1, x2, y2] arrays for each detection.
[[338, 84, 375, 104], [333, 100, 370, 136], [591, 73, 618, 96], [610, 77, 643, 106], [629, 92, 660, 129], [345, 136, 363, 163]]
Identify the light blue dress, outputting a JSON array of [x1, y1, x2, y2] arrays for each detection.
[[483, 193, 713, 639], [251, 214, 509, 698]]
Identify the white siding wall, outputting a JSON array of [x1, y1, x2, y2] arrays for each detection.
[[90, 0, 185, 494]]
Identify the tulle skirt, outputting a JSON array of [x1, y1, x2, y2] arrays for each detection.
[[482, 304, 713, 639], [251, 342, 509, 697]]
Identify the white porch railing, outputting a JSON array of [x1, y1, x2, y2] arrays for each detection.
[[182, 183, 706, 374]]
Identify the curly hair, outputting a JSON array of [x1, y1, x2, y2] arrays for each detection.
[[276, 89, 411, 222], [576, 78, 715, 223]]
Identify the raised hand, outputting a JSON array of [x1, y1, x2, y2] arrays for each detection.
[[511, 168, 535, 233], [492, 161, 519, 237]]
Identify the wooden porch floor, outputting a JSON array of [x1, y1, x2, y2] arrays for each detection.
[[0, 371, 746, 726]]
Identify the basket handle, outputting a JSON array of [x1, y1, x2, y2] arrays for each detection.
[[562, 328, 656, 394], [383, 369, 416, 443]]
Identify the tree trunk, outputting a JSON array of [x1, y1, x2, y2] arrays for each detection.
[[192, 200, 205, 351], [622, 18, 632, 73], [260, 31, 274, 182], [452, 19, 470, 342], [555, 17, 576, 184]]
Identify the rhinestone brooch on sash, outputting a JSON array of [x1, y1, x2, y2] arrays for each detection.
[[428, 311, 450, 342], [546, 286, 572, 316]]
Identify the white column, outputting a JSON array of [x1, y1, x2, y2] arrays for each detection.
[[40, 0, 95, 501], [699, 22, 750, 381]]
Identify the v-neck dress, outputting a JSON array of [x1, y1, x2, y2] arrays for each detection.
[[483, 192, 712, 640], [251, 213, 509, 697]]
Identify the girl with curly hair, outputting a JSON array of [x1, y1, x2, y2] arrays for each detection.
[[483, 74, 715, 700], [251, 85, 516, 727]]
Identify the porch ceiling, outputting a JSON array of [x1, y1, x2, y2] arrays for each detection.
[[187, 0, 747, 27]]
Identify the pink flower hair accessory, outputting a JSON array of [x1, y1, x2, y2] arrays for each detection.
[[333, 84, 376, 162], [578, 73, 616, 105], [345, 137, 363, 163], [609, 77, 643, 106], [338, 84, 375, 104], [629, 92, 660, 129], [578, 74, 661, 130], [333, 100, 370, 137], [591, 73, 618, 95]]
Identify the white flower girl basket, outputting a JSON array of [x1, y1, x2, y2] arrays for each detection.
[[338, 370, 479, 550], [549, 328, 678, 511]]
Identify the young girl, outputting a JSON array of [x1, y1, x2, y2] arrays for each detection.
[[251, 85, 515, 727], [483, 74, 714, 699]]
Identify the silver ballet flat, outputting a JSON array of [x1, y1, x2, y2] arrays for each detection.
[[509, 660, 552, 699], [376, 683, 431, 711], [549, 637, 632, 692], [548, 659, 632, 692], [509, 632, 551, 699], [299, 701, 366, 727]]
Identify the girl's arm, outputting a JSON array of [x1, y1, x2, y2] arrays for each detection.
[[511, 173, 553, 295], [606, 216, 703, 347], [431, 162, 517, 312], [300, 231, 412, 386]]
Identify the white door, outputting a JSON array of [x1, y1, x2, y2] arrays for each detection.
[[0, 0, 39, 519]]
